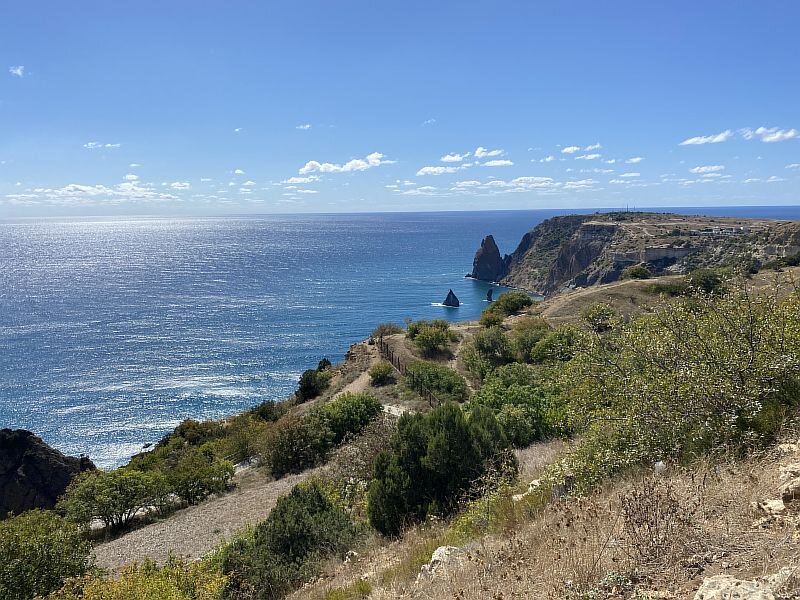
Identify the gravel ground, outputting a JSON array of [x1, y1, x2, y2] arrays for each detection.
[[94, 467, 312, 572]]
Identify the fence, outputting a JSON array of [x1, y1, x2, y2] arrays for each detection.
[[376, 336, 440, 407]]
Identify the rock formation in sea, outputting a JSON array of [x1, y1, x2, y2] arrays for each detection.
[[0, 428, 95, 519], [470, 235, 506, 282], [442, 289, 460, 307]]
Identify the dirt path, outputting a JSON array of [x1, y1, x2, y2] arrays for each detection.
[[94, 468, 312, 572]]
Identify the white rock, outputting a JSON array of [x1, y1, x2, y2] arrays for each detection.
[[528, 479, 541, 493], [779, 463, 800, 482], [417, 546, 465, 580], [654, 460, 668, 475], [693, 574, 775, 599], [756, 498, 786, 517]]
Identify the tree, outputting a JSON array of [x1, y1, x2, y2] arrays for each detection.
[[0, 510, 92, 600], [413, 325, 450, 356], [621, 263, 652, 280], [58, 468, 159, 531], [368, 361, 395, 386], [315, 392, 383, 445], [167, 448, 234, 505], [297, 368, 331, 401]]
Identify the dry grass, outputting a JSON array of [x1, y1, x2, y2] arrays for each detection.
[[293, 440, 800, 600]]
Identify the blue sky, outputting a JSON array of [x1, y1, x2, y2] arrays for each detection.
[[1, 1, 798, 216]]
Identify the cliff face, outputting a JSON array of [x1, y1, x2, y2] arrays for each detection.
[[0, 429, 95, 519], [471, 212, 800, 296], [470, 235, 506, 281]]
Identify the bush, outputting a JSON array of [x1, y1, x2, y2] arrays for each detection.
[[372, 323, 403, 338], [686, 267, 726, 294], [404, 361, 470, 403], [297, 368, 331, 401], [368, 361, 395, 386], [0, 510, 92, 600], [249, 399, 286, 422], [580, 302, 617, 333], [412, 325, 450, 356], [367, 403, 515, 536], [58, 468, 161, 531], [621, 263, 652, 280], [508, 317, 551, 363], [529, 327, 581, 363], [222, 480, 356, 599], [269, 415, 335, 478], [406, 319, 450, 340], [492, 291, 534, 316], [479, 309, 505, 328], [316, 392, 383, 445], [49, 558, 226, 600], [173, 419, 225, 446], [473, 326, 514, 366], [167, 447, 234, 505]]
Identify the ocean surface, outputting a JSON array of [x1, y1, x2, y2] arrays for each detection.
[[2, 207, 800, 467]]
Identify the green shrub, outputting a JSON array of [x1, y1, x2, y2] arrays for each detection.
[[167, 447, 234, 505], [367, 403, 515, 536], [406, 319, 450, 340], [0, 510, 92, 600], [686, 267, 726, 294], [249, 399, 286, 422], [508, 316, 551, 363], [621, 263, 652, 280], [369, 361, 395, 386], [269, 415, 335, 478], [472, 326, 514, 366], [412, 325, 450, 356], [479, 309, 505, 328], [491, 291, 534, 316], [403, 362, 469, 403], [297, 368, 331, 401], [529, 327, 581, 363], [48, 558, 226, 600], [325, 579, 372, 600], [580, 302, 617, 333], [222, 480, 356, 599], [173, 418, 225, 446], [372, 323, 403, 338], [316, 392, 383, 445], [58, 468, 161, 531]]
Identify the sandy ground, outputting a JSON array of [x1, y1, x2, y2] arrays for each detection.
[[94, 467, 312, 572]]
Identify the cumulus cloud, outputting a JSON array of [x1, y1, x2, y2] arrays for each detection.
[[123, 174, 139, 181], [539, 155, 555, 163], [422, 118, 437, 126], [83, 142, 121, 149], [8, 66, 24, 77], [299, 152, 395, 175], [689, 165, 725, 174], [6, 181, 180, 206], [440, 152, 470, 163], [626, 157, 644, 164], [561, 146, 581, 154], [584, 143, 602, 151], [296, 124, 311, 130], [282, 175, 320, 184], [417, 165, 463, 176], [620, 172, 640, 178], [679, 130, 733, 145], [242, 180, 256, 186], [474, 147, 504, 158], [787, 164, 800, 170], [169, 181, 191, 190], [233, 168, 245, 175], [481, 159, 514, 167], [741, 126, 799, 143], [575, 153, 601, 161]]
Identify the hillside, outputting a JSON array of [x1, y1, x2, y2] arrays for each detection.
[[471, 212, 800, 295]]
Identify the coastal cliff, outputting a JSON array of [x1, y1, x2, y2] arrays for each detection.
[[0, 429, 95, 519], [471, 212, 800, 295]]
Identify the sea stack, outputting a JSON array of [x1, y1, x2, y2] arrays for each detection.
[[470, 235, 505, 282], [442, 289, 460, 307], [0, 429, 95, 519]]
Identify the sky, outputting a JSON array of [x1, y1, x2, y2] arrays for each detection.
[[1, 1, 799, 217]]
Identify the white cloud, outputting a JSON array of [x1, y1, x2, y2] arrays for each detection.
[[440, 152, 470, 163], [242, 180, 256, 186], [83, 142, 121, 149], [299, 152, 395, 175], [233, 168, 245, 175], [8, 66, 24, 77], [295, 189, 319, 194], [689, 165, 725, 174], [7, 181, 179, 206], [584, 143, 602, 151], [422, 118, 437, 126], [474, 147, 505, 158], [604, 159, 617, 164], [575, 153, 601, 161], [200, 178, 212, 182], [123, 173, 139, 181], [539, 155, 555, 163], [234, 127, 243, 133], [453, 180, 482, 188], [481, 159, 514, 167], [564, 179, 597, 189], [609, 179, 628, 184], [787, 164, 800, 170], [741, 126, 799, 143], [679, 129, 733, 145], [620, 172, 640, 178], [282, 175, 320, 184], [169, 181, 191, 190], [561, 146, 580, 154], [417, 165, 462, 176], [296, 124, 311, 130], [129, 163, 141, 168], [626, 157, 644, 164]]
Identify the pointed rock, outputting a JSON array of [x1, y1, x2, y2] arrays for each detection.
[[442, 289, 460, 307], [470, 235, 505, 282]]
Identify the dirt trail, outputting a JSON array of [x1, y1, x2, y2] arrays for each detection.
[[94, 468, 312, 572]]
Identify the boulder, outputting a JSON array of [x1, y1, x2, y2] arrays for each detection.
[[779, 463, 800, 503], [0, 429, 95, 519], [693, 574, 775, 599], [417, 545, 465, 580], [470, 235, 505, 282]]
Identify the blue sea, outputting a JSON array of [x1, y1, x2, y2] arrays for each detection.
[[2, 207, 799, 467]]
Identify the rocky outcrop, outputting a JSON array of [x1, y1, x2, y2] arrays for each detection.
[[693, 567, 796, 599], [0, 429, 95, 519], [470, 235, 506, 282], [442, 289, 460, 307]]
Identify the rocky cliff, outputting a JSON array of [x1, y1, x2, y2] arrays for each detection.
[[471, 212, 800, 296], [0, 429, 95, 519]]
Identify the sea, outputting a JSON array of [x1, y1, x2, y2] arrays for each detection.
[[2, 206, 799, 468]]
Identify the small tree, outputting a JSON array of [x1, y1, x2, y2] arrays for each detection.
[[413, 325, 449, 356], [297, 368, 331, 401], [58, 469, 159, 531], [621, 263, 652, 280], [167, 448, 234, 505], [0, 510, 92, 600], [369, 361, 395, 386]]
